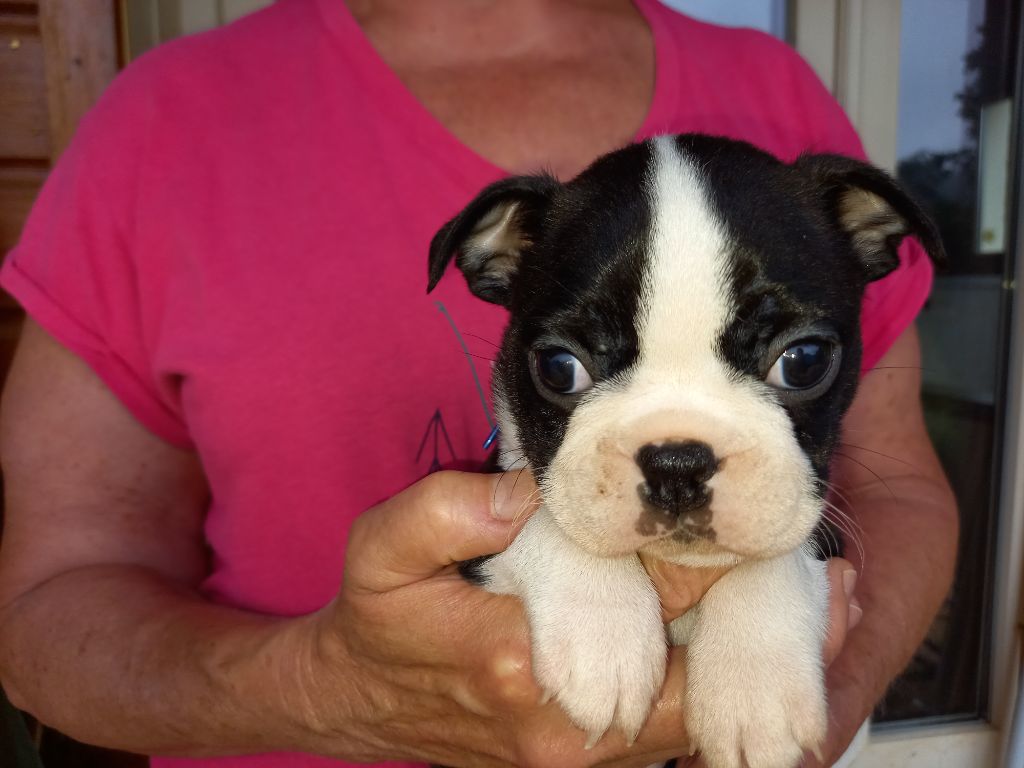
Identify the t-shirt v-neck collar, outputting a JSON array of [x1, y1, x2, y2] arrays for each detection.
[[311, 0, 680, 185]]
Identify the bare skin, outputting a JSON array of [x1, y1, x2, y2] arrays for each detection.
[[345, 0, 656, 178], [0, 0, 954, 765]]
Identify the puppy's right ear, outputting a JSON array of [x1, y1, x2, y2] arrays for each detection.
[[428, 174, 559, 306]]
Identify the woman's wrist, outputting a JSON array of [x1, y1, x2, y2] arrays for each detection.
[[208, 608, 364, 758]]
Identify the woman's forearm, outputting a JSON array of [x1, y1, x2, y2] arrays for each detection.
[[824, 471, 959, 754], [0, 563, 335, 757]]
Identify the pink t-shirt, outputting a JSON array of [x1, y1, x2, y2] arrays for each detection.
[[2, 1, 932, 766]]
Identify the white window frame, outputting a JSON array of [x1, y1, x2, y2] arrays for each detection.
[[119, 0, 273, 59], [792, 1, 1023, 765]]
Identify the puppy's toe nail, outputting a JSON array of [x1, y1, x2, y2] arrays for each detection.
[[538, 690, 552, 706], [811, 745, 824, 762], [584, 731, 604, 750], [687, 741, 698, 757]]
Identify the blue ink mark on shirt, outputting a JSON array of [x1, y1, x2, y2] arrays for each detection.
[[482, 423, 500, 450]]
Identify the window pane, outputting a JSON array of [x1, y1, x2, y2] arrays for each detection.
[[661, 0, 787, 39], [879, 0, 1020, 724]]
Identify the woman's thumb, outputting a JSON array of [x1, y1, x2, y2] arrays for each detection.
[[345, 469, 539, 592]]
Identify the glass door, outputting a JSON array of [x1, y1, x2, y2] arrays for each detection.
[[820, 0, 1024, 763], [879, 0, 1020, 728]]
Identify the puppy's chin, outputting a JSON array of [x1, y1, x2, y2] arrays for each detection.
[[536, 384, 823, 562]]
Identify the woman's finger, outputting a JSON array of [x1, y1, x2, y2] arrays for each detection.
[[639, 552, 731, 623], [823, 557, 858, 666]]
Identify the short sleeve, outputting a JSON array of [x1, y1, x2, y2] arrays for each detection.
[[1, 61, 193, 448], [783, 46, 935, 372]]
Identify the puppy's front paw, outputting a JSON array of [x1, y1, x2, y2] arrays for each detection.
[[492, 512, 669, 745], [685, 640, 826, 768], [529, 574, 666, 745]]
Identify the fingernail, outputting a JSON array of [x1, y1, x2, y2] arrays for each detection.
[[849, 599, 863, 630], [492, 471, 537, 521], [842, 569, 858, 599]]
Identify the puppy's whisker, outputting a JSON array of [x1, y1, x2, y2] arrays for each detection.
[[819, 480, 853, 509], [493, 450, 528, 470], [521, 263, 582, 303], [820, 498, 866, 567], [820, 513, 862, 567], [462, 331, 501, 349], [499, 455, 529, 475], [815, 518, 840, 558], [837, 441, 918, 470], [493, 459, 540, 545], [815, 495, 864, 544], [505, 488, 544, 546], [807, 537, 827, 562], [831, 451, 897, 500], [510, 462, 527, 498], [817, 485, 865, 537], [822, 510, 860, 558], [864, 365, 929, 373], [816, 480, 866, 555], [492, 456, 528, 501]]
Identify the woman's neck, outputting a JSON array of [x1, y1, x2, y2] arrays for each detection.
[[343, 0, 656, 179]]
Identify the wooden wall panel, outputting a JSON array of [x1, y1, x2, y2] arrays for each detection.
[[0, 0, 118, 386], [0, 17, 50, 158], [0, 167, 45, 255], [38, 0, 118, 160]]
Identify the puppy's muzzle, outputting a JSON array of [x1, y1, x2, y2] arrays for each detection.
[[635, 440, 718, 516]]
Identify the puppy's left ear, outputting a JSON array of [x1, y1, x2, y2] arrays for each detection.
[[428, 174, 559, 306], [797, 153, 947, 281]]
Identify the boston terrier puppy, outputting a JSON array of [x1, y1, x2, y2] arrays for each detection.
[[427, 134, 944, 768]]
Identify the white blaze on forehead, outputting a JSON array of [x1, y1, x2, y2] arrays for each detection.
[[537, 137, 820, 559], [639, 137, 733, 381]]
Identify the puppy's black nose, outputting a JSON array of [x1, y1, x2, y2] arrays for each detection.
[[636, 440, 718, 515]]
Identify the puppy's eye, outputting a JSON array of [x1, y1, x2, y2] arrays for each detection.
[[766, 340, 836, 391], [533, 349, 594, 394]]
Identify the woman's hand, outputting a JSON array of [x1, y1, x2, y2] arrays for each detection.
[[301, 469, 543, 766], [295, 469, 689, 767], [303, 467, 858, 767]]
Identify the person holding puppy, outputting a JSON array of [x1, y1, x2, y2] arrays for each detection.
[[0, 1, 957, 767]]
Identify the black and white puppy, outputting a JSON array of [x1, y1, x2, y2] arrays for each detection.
[[427, 134, 943, 768]]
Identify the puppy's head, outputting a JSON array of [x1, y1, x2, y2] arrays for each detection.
[[429, 135, 943, 563]]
